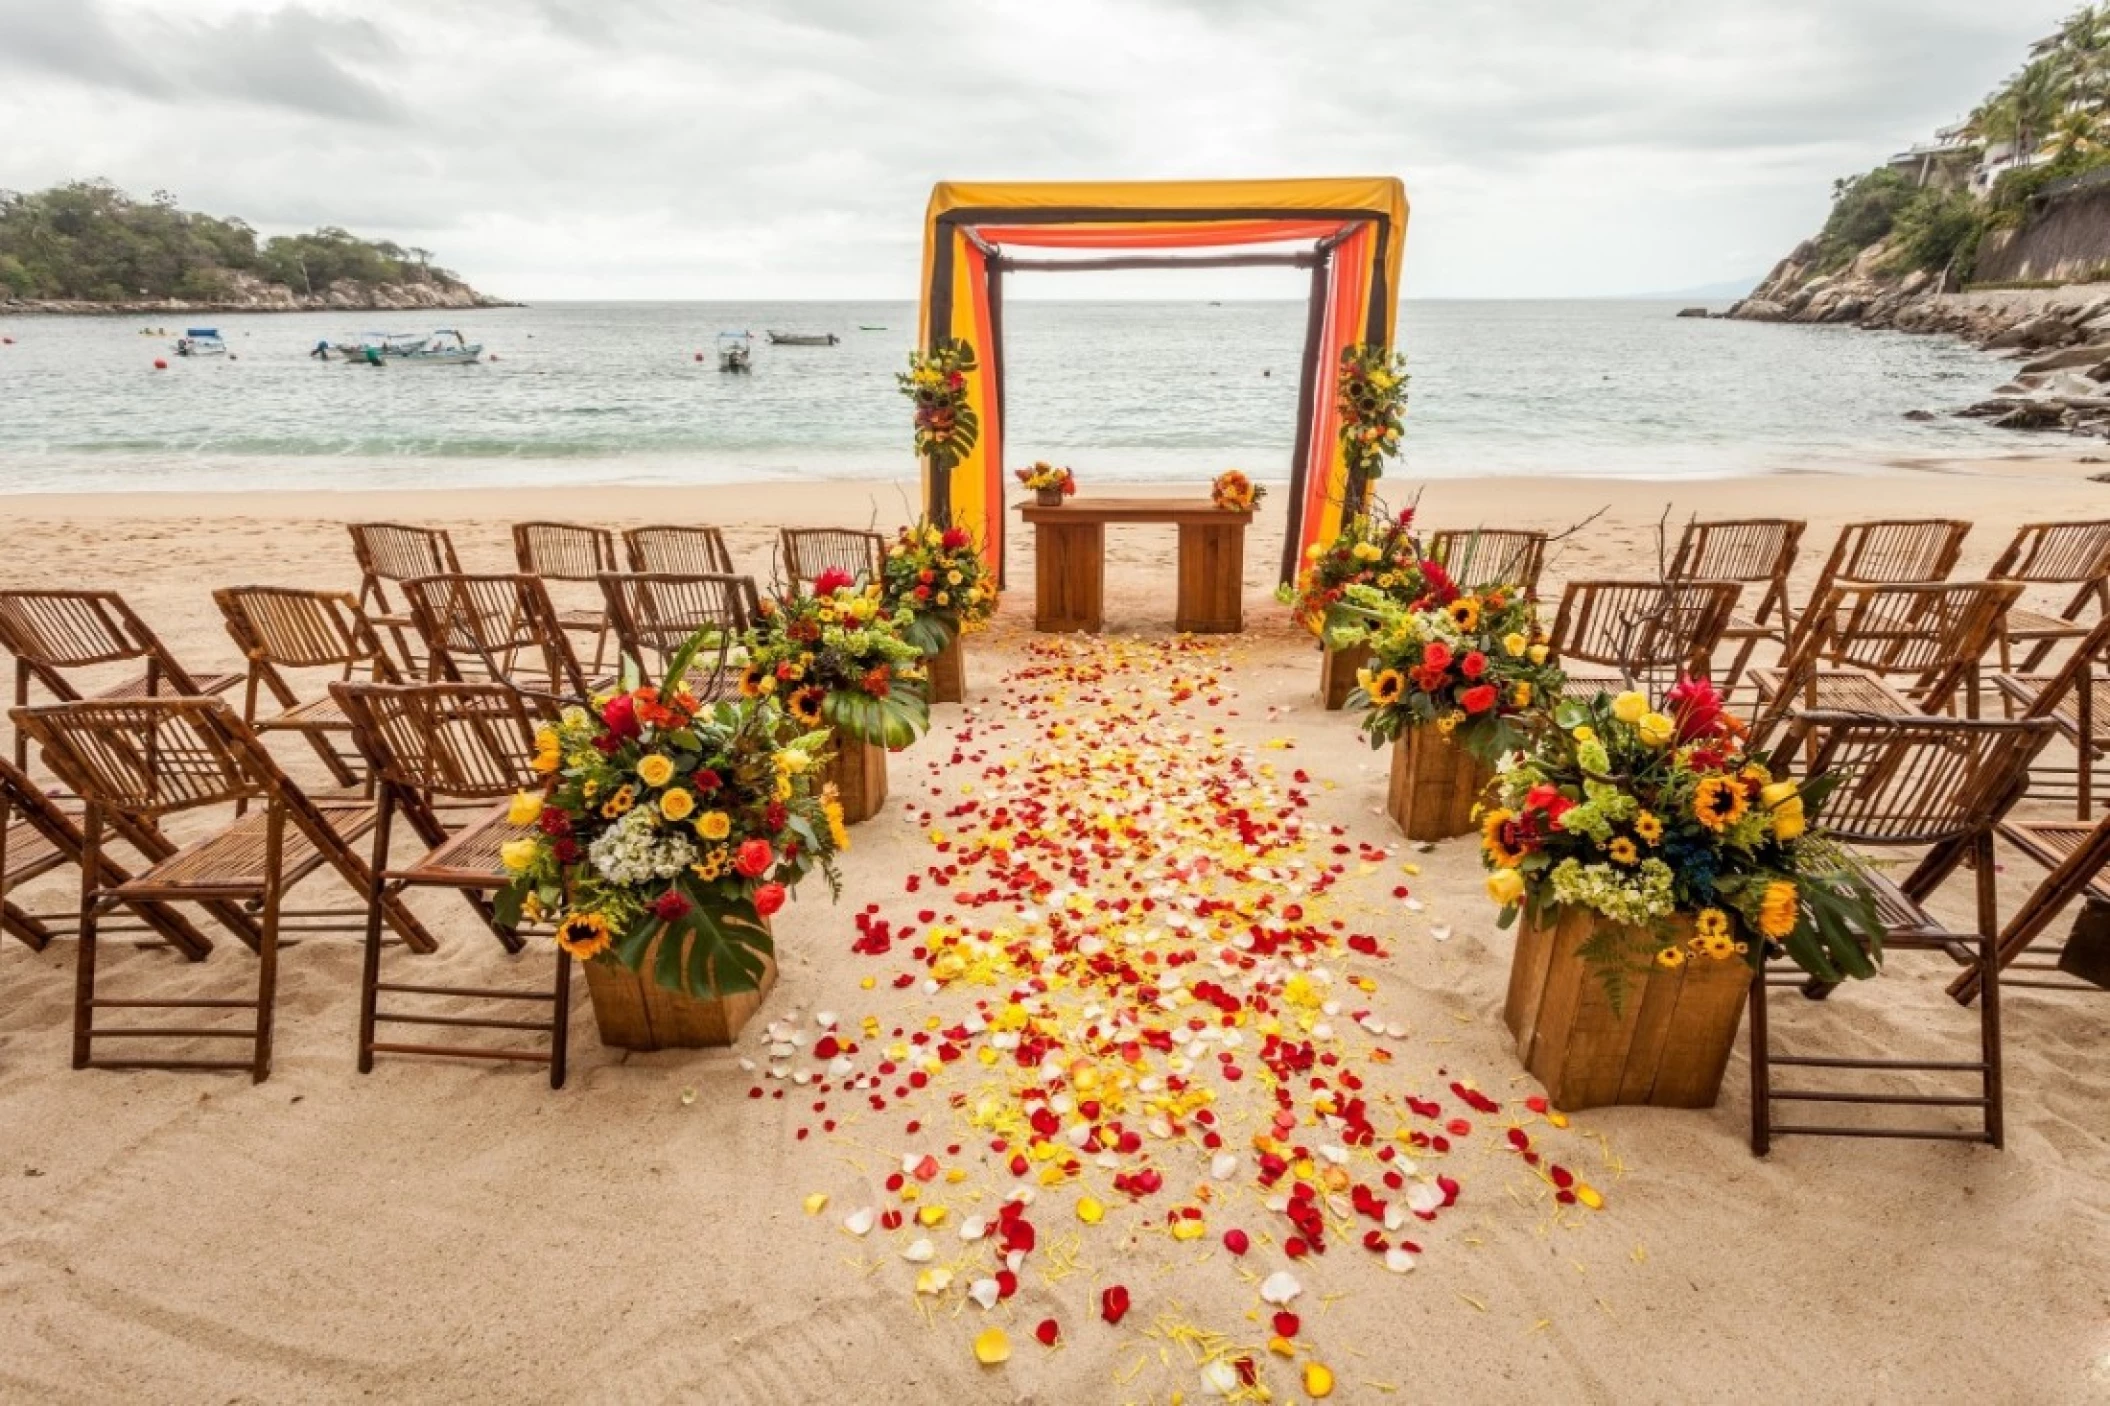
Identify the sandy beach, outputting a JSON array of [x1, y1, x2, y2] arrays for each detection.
[[3, 457, 2108, 1404]]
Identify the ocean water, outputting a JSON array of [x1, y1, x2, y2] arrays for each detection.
[[0, 300, 2018, 495]]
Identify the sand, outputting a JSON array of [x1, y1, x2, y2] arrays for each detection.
[[2, 456, 2108, 1404]]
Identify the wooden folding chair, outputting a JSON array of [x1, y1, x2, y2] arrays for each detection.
[[512, 522, 618, 669], [598, 572, 760, 699], [1947, 810, 2110, 1004], [0, 755, 217, 958], [348, 523, 463, 674], [1748, 711, 2051, 1153], [1990, 610, 2110, 817], [1667, 518, 1805, 695], [400, 573, 599, 703], [1802, 518, 1971, 619], [11, 697, 435, 1081], [1986, 519, 2110, 673], [1425, 528, 1549, 597], [1746, 581, 2020, 751], [0, 589, 241, 772], [332, 681, 572, 1088], [1548, 579, 1740, 700], [779, 529, 886, 594], [214, 587, 401, 790], [624, 524, 737, 576]]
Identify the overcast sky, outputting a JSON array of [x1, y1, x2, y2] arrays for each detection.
[[0, 0, 2075, 300]]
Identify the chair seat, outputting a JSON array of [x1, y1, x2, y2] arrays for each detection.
[[1998, 820, 2110, 905], [1559, 669, 1623, 702], [391, 803, 532, 892], [2004, 608, 2091, 641], [96, 670, 243, 703], [556, 608, 607, 632], [1993, 674, 2110, 744], [3, 818, 66, 884], [1720, 610, 1781, 640], [257, 694, 351, 733], [1862, 869, 1972, 947], [1747, 667, 1917, 715], [117, 799, 377, 898]]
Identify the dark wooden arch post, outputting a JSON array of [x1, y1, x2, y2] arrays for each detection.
[[1279, 249, 1335, 584]]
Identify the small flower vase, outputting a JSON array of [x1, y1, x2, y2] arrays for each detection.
[[582, 923, 777, 1050], [1034, 487, 1064, 507], [827, 725, 889, 824]]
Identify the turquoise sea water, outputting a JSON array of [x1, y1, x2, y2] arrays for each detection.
[[0, 300, 2016, 495]]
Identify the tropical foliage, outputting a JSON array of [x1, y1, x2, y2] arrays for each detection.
[[900, 339, 980, 473], [744, 575, 932, 748], [1478, 680, 1883, 1005], [0, 180, 468, 302], [1277, 506, 1429, 636], [496, 636, 846, 998], [882, 520, 996, 656], [1336, 344, 1409, 485]]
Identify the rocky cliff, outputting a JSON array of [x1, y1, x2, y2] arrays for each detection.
[[4, 268, 513, 315]]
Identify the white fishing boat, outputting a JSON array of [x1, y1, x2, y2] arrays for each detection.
[[766, 330, 838, 346], [173, 328, 226, 357], [716, 330, 753, 373], [398, 329, 484, 365], [331, 331, 424, 358]]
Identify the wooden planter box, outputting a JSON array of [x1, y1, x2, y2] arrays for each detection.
[[1503, 907, 1750, 1110], [1385, 728, 1492, 842], [1319, 641, 1371, 711], [582, 943, 777, 1051], [928, 632, 967, 705], [826, 726, 889, 824]]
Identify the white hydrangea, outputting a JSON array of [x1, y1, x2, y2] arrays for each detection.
[[588, 807, 697, 887]]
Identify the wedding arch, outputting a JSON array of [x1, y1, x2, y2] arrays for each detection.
[[914, 177, 1410, 584]]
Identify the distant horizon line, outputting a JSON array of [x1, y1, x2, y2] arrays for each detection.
[[481, 293, 1752, 305]]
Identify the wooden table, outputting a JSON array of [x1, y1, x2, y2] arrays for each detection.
[[1018, 497, 1253, 634]]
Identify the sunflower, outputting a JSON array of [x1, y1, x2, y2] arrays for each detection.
[[601, 784, 636, 819], [1368, 669, 1407, 706], [739, 663, 769, 698], [692, 847, 730, 881], [1480, 807, 1528, 867], [1655, 945, 1687, 970], [1691, 775, 1748, 832], [1759, 880, 1799, 939], [554, 912, 613, 960], [1699, 932, 1737, 961], [1446, 596, 1482, 631], [1606, 836, 1639, 866], [789, 685, 827, 727], [1634, 810, 1664, 845], [1695, 907, 1732, 941]]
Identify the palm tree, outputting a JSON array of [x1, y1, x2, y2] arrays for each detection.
[[2046, 106, 2105, 159], [2008, 58, 2074, 161]]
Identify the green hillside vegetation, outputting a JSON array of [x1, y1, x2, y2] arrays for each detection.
[[0, 180, 469, 302], [1813, 3, 2110, 281]]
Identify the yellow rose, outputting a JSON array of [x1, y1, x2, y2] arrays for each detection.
[[500, 838, 540, 873], [1512, 682, 1533, 707], [1611, 692, 1649, 724], [1762, 780, 1806, 841], [1352, 542, 1382, 562], [1571, 726, 1596, 744], [637, 754, 676, 788], [1527, 645, 1549, 665], [507, 790, 544, 827], [1502, 632, 1528, 658], [531, 748, 560, 775], [659, 787, 696, 823], [1637, 712, 1676, 748], [1485, 868, 1526, 907], [534, 727, 559, 754], [694, 811, 732, 841]]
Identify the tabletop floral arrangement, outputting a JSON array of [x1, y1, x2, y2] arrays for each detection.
[[882, 520, 996, 655], [1015, 461, 1077, 498], [1210, 469, 1264, 513], [744, 573, 932, 748], [1336, 344, 1409, 485], [1329, 579, 1564, 762], [497, 636, 847, 997], [899, 338, 980, 473], [1479, 679, 1882, 1002], [1278, 507, 1433, 637]]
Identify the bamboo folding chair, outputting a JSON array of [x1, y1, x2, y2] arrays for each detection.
[[0, 589, 241, 772], [0, 755, 218, 958], [1990, 610, 2110, 817], [214, 587, 401, 790], [1666, 518, 1805, 695], [1801, 518, 1971, 619], [598, 573, 760, 700], [779, 529, 886, 594], [1986, 519, 2110, 673], [1425, 528, 1549, 597], [624, 525, 737, 577], [1548, 579, 1741, 700], [11, 697, 436, 1081], [1746, 581, 2021, 751], [400, 573, 600, 703], [348, 523, 463, 673], [512, 522, 618, 669], [1947, 809, 2110, 1005], [1748, 711, 2051, 1153], [332, 681, 572, 1087]]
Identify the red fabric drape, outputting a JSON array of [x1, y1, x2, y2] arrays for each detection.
[[1300, 223, 1372, 549]]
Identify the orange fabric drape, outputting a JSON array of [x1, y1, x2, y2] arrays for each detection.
[[969, 220, 1347, 250]]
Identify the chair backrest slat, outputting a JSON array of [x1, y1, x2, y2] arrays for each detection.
[[215, 587, 393, 674], [333, 682, 543, 800], [779, 529, 886, 592], [1550, 579, 1740, 688], [1781, 712, 2049, 848], [599, 573, 758, 698], [625, 525, 735, 576], [401, 574, 588, 700], [1426, 528, 1549, 596], [1668, 518, 1804, 586], [514, 522, 619, 583], [1987, 519, 2110, 587], [349, 523, 460, 586], [12, 698, 259, 815], [1806, 519, 1970, 612]]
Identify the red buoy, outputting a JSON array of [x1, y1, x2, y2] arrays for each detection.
[[153, 358, 168, 369], [694, 351, 704, 362]]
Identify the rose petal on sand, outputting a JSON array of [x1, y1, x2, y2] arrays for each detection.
[[973, 1327, 1010, 1365], [842, 1208, 875, 1237], [902, 1238, 935, 1263], [1259, 1270, 1302, 1305]]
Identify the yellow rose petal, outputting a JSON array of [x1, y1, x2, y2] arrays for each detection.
[[973, 1327, 1011, 1365], [802, 1193, 828, 1216]]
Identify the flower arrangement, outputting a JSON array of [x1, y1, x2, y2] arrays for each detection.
[[883, 520, 997, 656], [1329, 580, 1565, 762], [1210, 469, 1264, 513], [495, 637, 847, 998], [1336, 344, 1409, 485], [1015, 461, 1076, 496], [1276, 506, 1429, 636], [745, 574, 932, 748], [1479, 679, 1882, 1002], [899, 338, 980, 472]]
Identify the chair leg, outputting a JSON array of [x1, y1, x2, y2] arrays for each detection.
[[549, 946, 572, 1090], [357, 797, 397, 1074], [254, 807, 286, 1084], [1748, 960, 1771, 1156], [1975, 833, 2003, 1148], [72, 808, 104, 1071]]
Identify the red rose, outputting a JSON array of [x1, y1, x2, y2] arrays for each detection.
[[553, 837, 581, 864], [753, 882, 787, 918], [651, 890, 691, 922], [941, 526, 971, 551], [692, 768, 722, 791], [775, 662, 796, 681], [538, 808, 572, 836], [1422, 641, 1453, 672], [1460, 651, 1488, 680], [917, 569, 935, 585], [601, 693, 640, 741], [914, 585, 931, 600], [734, 839, 774, 879], [764, 801, 788, 832], [1460, 683, 1498, 715], [813, 567, 854, 597]]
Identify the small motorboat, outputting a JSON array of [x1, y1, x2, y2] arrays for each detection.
[[766, 330, 838, 346], [396, 329, 484, 365], [716, 331, 753, 373], [173, 328, 227, 357], [858, 324, 887, 331], [332, 331, 424, 358]]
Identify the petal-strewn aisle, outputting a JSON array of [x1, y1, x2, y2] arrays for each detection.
[[765, 635, 1613, 1400]]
